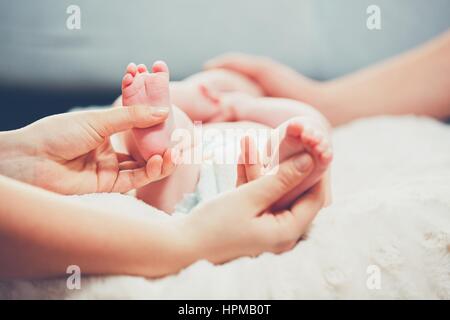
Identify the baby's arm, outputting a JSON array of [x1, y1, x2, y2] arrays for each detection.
[[171, 69, 263, 122], [206, 30, 450, 126]]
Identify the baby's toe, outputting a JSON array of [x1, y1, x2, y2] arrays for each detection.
[[301, 127, 321, 147], [122, 73, 134, 89], [321, 150, 333, 164], [315, 141, 333, 164], [152, 60, 169, 73], [286, 121, 304, 138], [137, 64, 148, 73], [126, 62, 137, 76]]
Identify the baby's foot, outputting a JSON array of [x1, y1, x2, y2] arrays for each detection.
[[122, 61, 174, 160], [267, 117, 333, 210]]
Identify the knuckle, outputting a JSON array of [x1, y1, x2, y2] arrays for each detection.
[[269, 227, 298, 254], [271, 238, 296, 254]]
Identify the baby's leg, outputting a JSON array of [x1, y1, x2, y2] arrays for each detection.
[[221, 94, 333, 207], [216, 94, 330, 131], [135, 106, 199, 213], [122, 61, 174, 160], [121, 62, 199, 213], [220, 94, 332, 209]]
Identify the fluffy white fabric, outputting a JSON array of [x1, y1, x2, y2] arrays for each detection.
[[1, 116, 449, 299]]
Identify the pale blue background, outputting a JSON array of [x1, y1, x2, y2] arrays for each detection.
[[0, 0, 448, 129], [0, 0, 449, 88]]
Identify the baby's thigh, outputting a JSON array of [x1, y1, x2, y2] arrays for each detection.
[[290, 101, 331, 132]]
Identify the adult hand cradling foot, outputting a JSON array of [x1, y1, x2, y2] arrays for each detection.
[[0, 105, 176, 194], [185, 141, 326, 264], [0, 130, 325, 278], [0, 55, 330, 278]]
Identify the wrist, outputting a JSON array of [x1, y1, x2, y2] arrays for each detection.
[[178, 207, 241, 266], [163, 215, 205, 273], [310, 80, 348, 126], [0, 127, 36, 156], [175, 211, 227, 266], [0, 128, 38, 182], [300, 77, 326, 106], [0, 128, 27, 162], [146, 215, 206, 277]]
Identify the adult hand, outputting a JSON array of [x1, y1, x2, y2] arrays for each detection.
[[204, 52, 322, 103], [0, 105, 176, 194], [184, 137, 327, 263], [0, 135, 326, 279]]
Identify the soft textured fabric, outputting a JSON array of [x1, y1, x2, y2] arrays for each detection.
[[1, 116, 449, 299]]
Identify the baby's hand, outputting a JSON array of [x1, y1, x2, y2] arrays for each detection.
[[188, 68, 263, 99], [205, 52, 320, 103], [171, 69, 263, 122]]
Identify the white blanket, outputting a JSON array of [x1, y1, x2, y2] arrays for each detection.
[[1, 116, 449, 299]]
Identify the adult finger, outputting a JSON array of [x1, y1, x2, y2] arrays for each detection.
[[290, 179, 327, 235], [223, 152, 314, 217], [116, 152, 135, 163], [82, 105, 170, 139], [204, 52, 268, 79], [241, 136, 262, 182], [118, 161, 140, 171], [112, 154, 166, 193], [160, 149, 176, 177], [236, 161, 248, 187]]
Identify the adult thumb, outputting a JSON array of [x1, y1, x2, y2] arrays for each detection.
[[222, 153, 314, 216], [83, 105, 169, 138]]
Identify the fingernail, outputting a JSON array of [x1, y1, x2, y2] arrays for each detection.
[[294, 154, 313, 172], [152, 107, 170, 116]]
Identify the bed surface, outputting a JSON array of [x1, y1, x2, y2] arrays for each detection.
[[1, 115, 449, 299]]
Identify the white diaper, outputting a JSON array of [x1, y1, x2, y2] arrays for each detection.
[[175, 136, 238, 213]]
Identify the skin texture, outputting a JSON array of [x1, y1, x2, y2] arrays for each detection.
[[115, 68, 263, 123], [205, 30, 450, 126], [122, 61, 175, 160], [208, 93, 333, 210], [0, 61, 332, 279], [170, 68, 263, 122], [266, 118, 332, 210], [120, 62, 201, 213], [119, 61, 332, 213], [0, 150, 326, 279], [0, 105, 176, 195]]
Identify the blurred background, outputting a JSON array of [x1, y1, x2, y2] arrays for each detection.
[[0, 0, 449, 130]]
